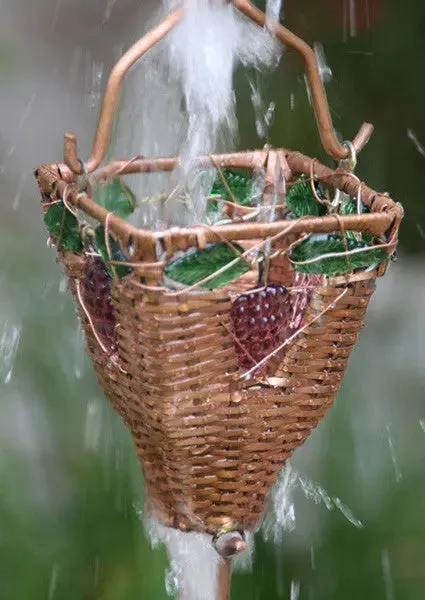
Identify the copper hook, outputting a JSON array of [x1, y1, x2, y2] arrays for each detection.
[[64, 1, 373, 174]]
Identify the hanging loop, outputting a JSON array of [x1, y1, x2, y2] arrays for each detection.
[[339, 140, 357, 172]]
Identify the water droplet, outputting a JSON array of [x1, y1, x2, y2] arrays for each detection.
[[381, 549, 394, 600], [88, 61, 104, 110], [407, 128, 425, 160], [290, 580, 300, 600], [48, 563, 59, 600], [334, 497, 363, 529], [262, 463, 297, 543], [386, 424, 402, 483], [0, 321, 21, 384], [313, 42, 333, 83], [165, 560, 182, 596], [84, 400, 103, 450]]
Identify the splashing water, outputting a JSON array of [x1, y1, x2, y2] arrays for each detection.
[[144, 515, 255, 599], [165, 0, 283, 170], [248, 75, 276, 141], [266, 0, 284, 27], [299, 475, 363, 529], [304, 43, 333, 107], [118, 0, 282, 227], [146, 517, 220, 600], [141, 462, 361, 598], [263, 462, 298, 544], [88, 61, 104, 110], [314, 43, 333, 84], [0, 316, 21, 385], [166, 1, 238, 172], [262, 462, 363, 546]]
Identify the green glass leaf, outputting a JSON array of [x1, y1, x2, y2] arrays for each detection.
[[95, 178, 136, 220], [341, 199, 373, 243], [340, 200, 360, 241], [44, 201, 83, 252], [286, 180, 327, 218], [286, 181, 326, 217], [291, 235, 388, 276], [164, 242, 250, 290], [341, 198, 369, 215], [95, 226, 132, 279], [209, 169, 255, 212], [341, 199, 358, 215]]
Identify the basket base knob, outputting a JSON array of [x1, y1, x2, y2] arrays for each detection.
[[212, 530, 247, 558]]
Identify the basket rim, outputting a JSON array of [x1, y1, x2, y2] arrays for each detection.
[[35, 148, 402, 265]]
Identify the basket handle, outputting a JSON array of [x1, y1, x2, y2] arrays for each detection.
[[64, 0, 373, 175]]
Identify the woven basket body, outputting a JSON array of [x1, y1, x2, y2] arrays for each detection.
[[35, 148, 401, 536], [59, 245, 376, 535]]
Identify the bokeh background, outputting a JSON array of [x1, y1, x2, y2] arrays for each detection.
[[1, 0, 424, 598]]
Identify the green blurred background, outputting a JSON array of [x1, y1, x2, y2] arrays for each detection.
[[0, 0, 424, 598]]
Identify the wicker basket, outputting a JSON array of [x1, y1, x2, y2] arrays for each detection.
[[34, 0, 402, 542]]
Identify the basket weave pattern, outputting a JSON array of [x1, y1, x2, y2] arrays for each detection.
[[60, 249, 375, 534]]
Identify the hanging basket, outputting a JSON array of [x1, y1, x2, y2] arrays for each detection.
[[34, 0, 402, 544]]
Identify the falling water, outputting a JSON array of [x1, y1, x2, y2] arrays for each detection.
[[88, 61, 104, 110], [144, 515, 255, 600], [304, 43, 333, 107], [117, 0, 282, 228], [262, 463, 297, 545], [249, 76, 277, 140], [146, 518, 221, 600], [266, 0, 284, 26], [290, 580, 300, 600]]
